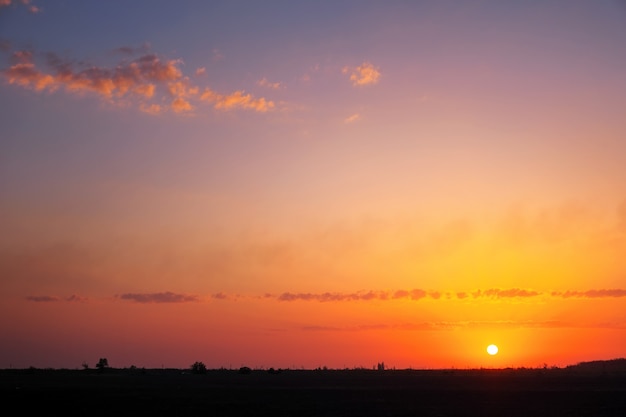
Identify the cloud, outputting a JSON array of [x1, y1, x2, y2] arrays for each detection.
[[257, 77, 282, 89], [0, 0, 40, 13], [552, 289, 626, 298], [65, 294, 88, 302], [277, 289, 435, 302], [139, 103, 162, 115], [26, 295, 60, 302], [27, 294, 89, 303], [2, 47, 275, 115], [302, 320, 573, 332], [212, 48, 224, 62], [344, 113, 360, 123], [171, 97, 193, 113], [264, 287, 625, 302], [473, 288, 541, 299], [195, 67, 206, 76], [118, 291, 199, 303], [200, 87, 275, 112], [113, 43, 150, 56], [391, 289, 429, 300], [0, 39, 11, 52], [343, 62, 381, 86], [20, 287, 626, 306], [3, 51, 183, 98]]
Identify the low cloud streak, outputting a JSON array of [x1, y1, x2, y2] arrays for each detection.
[[118, 291, 199, 303]]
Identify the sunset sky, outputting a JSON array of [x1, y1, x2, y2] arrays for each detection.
[[1, 0, 626, 370]]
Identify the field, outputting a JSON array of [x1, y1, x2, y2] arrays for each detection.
[[2, 366, 626, 416]]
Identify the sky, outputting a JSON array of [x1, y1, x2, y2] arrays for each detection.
[[1, 0, 626, 370]]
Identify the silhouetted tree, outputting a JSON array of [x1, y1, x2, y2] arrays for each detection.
[[190, 361, 207, 374], [96, 358, 109, 372]]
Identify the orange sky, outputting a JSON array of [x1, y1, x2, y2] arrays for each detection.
[[1, 0, 625, 369]]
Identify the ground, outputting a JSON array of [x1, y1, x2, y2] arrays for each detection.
[[2, 367, 625, 416]]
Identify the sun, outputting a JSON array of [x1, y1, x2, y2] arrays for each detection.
[[487, 344, 499, 355]]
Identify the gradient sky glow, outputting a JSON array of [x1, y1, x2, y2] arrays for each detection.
[[1, 0, 626, 370]]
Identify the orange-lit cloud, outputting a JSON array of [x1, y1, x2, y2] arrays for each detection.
[[2, 48, 275, 115], [118, 292, 199, 303], [200, 87, 275, 112], [3, 50, 182, 98], [195, 67, 206, 76], [171, 97, 193, 113], [343, 62, 381, 86]]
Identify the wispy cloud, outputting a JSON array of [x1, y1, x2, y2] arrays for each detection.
[[344, 113, 360, 123], [118, 291, 199, 303], [257, 77, 282, 89], [113, 43, 151, 56], [25, 294, 87, 302], [0, 0, 41, 13], [342, 62, 381, 86], [65, 294, 88, 302], [212, 48, 224, 62], [0, 39, 11, 52], [302, 320, 580, 332]]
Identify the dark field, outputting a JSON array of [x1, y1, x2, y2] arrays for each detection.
[[2, 367, 626, 416]]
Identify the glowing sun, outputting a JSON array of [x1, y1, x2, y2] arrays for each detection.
[[487, 344, 499, 355]]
